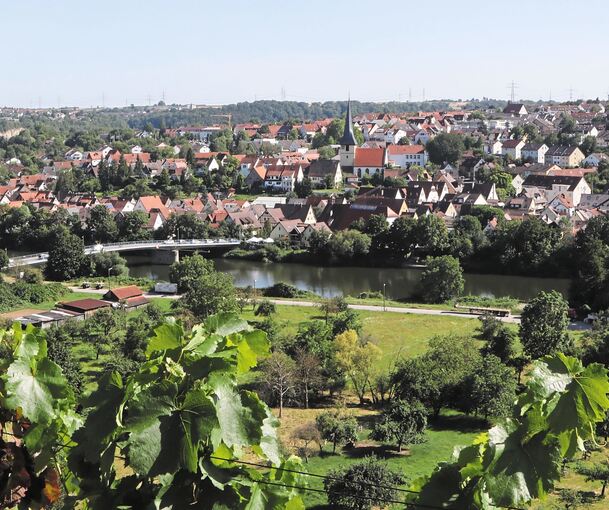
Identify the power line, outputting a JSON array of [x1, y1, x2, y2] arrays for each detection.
[[507, 81, 518, 102], [209, 456, 524, 510]]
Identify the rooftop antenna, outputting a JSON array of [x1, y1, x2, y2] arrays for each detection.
[[507, 81, 518, 102]]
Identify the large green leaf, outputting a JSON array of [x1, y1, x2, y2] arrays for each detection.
[[5, 357, 70, 424], [205, 313, 250, 336], [146, 322, 184, 354], [543, 355, 609, 457], [483, 420, 562, 507]]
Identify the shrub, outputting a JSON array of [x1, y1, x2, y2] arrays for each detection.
[[263, 282, 303, 298], [324, 456, 406, 510]]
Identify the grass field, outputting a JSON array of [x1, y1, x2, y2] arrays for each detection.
[[241, 304, 480, 367], [275, 406, 485, 508]]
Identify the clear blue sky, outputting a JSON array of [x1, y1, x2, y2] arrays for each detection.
[[3, 0, 608, 107]]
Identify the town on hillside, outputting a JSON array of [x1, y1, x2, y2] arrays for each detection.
[[0, 98, 607, 245]]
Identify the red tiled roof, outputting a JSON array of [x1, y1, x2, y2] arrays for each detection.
[[103, 285, 143, 301], [386, 144, 425, 155], [354, 148, 386, 168]]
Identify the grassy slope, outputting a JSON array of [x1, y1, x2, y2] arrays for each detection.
[[241, 304, 480, 367], [276, 406, 484, 509]]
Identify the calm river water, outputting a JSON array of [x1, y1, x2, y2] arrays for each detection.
[[125, 257, 570, 301]]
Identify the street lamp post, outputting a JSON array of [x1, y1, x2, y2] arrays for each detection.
[[253, 279, 257, 310], [108, 266, 114, 290], [383, 282, 387, 312]]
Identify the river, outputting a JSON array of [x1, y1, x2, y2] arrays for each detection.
[[125, 257, 570, 301]]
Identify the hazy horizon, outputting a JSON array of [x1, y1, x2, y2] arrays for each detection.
[[3, 0, 609, 108]]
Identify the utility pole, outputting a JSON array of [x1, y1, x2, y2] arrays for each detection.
[[507, 81, 518, 103]]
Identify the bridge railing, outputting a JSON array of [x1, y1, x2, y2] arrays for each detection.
[[8, 238, 242, 264]]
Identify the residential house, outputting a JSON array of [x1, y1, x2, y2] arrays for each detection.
[[386, 145, 427, 168], [263, 164, 304, 192], [521, 174, 591, 206], [103, 286, 150, 310], [522, 143, 549, 164], [502, 139, 526, 160], [545, 145, 585, 167], [584, 152, 609, 167], [307, 160, 342, 188], [503, 103, 528, 116]]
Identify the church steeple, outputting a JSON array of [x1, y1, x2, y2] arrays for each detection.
[[339, 99, 357, 147]]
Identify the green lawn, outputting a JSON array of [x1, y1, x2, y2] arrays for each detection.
[[278, 407, 485, 509], [242, 304, 480, 367]]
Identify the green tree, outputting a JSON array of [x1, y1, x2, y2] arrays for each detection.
[[255, 299, 277, 316], [415, 214, 449, 255], [315, 409, 358, 453], [418, 255, 464, 303], [370, 399, 428, 452], [169, 253, 214, 292], [294, 177, 312, 198], [324, 456, 406, 510], [393, 334, 481, 417], [335, 330, 381, 405], [520, 290, 569, 359], [327, 230, 371, 259], [178, 271, 238, 318], [45, 227, 86, 281], [0, 249, 8, 271], [426, 133, 465, 164], [118, 211, 151, 241], [87, 205, 119, 243], [466, 354, 517, 419]]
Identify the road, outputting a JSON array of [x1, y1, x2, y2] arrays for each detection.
[[67, 288, 593, 329], [69, 287, 521, 323]]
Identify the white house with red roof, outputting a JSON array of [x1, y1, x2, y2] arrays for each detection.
[[353, 147, 387, 178], [386, 144, 427, 168]]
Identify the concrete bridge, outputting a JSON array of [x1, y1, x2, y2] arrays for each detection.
[[8, 238, 242, 267]]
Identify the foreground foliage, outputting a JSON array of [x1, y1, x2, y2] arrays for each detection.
[[0, 315, 305, 509], [408, 353, 609, 509]]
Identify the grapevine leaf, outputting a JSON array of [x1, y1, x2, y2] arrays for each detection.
[[5, 357, 70, 424], [146, 322, 183, 354], [545, 357, 609, 457], [14, 329, 44, 360], [483, 420, 561, 507], [205, 312, 250, 336], [71, 371, 124, 464]]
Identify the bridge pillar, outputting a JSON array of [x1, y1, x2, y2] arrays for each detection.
[[151, 249, 180, 265]]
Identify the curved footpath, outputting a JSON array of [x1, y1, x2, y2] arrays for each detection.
[[67, 287, 591, 329]]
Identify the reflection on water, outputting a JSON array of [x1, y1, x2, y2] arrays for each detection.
[[125, 257, 570, 301]]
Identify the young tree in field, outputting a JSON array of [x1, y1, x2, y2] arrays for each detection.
[[334, 330, 381, 405], [260, 351, 296, 418], [82, 307, 126, 359], [418, 255, 464, 303], [291, 422, 322, 462], [577, 461, 609, 498], [319, 296, 348, 323], [370, 399, 428, 452], [520, 290, 569, 359], [178, 271, 238, 319], [294, 348, 322, 409], [466, 355, 517, 419], [324, 456, 405, 510], [255, 299, 276, 317], [0, 249, 8, 271], [45, 227, 87, 281], [315, 409, 358, 454]]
